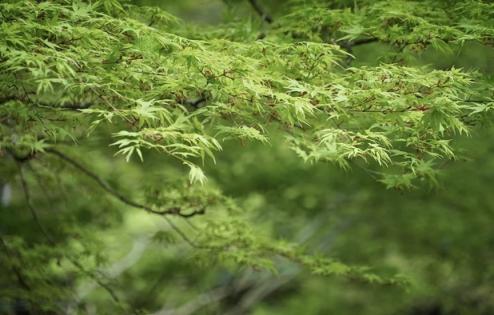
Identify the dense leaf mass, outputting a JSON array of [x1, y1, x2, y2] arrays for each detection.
[[1, 0, 492, 185]]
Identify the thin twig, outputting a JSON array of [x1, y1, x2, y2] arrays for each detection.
[[45, 148, 205, 218], [15, 162, 122, 305], [0, 236, 31, 291], [17, 162, 54, 243], [247, 0, 273, 24], [162, 216, 200, 248], [44, 148, 204, 249]]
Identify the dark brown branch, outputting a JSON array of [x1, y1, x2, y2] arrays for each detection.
[[247, 0, 273, 24], [1, 94, 92, 111], [463, 99, 492, 103], [33, 100, 92, 111], [0, 95, 19, 104], [184, 97, 207, 109], [70, 259, 122, 304], [162, 216, 199, 248], [351, 37, 379, 46], [336, 37, 379, 53], [177, 207, 206, 218], [45, 148, 205, 218], [348, 108, 412, 114]]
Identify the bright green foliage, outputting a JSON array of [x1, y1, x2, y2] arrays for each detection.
[[276, 0, 494, 49], [0, 0, 493, 313]]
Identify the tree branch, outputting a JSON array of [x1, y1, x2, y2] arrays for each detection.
[[15, 161, 122, 305], [351, 37, 379, 46], [22, 150, 202, 251], [0, 236, 32, 292], [184, 97, 207, 109], [336, 37, 379, 53], [16, 162, 53, 243], [1, 94, 92, 111], [247, 0, 273, 24], [45, 148, 205, 218]]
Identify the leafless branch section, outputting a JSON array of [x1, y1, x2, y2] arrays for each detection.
[[247, 0, 273, 24], [14, 161, 122, 305], [45, 148, 205, 218], [17, 162, 54, 243]]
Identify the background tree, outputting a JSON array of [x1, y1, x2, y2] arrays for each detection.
[[0, 0, 493, 314]]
